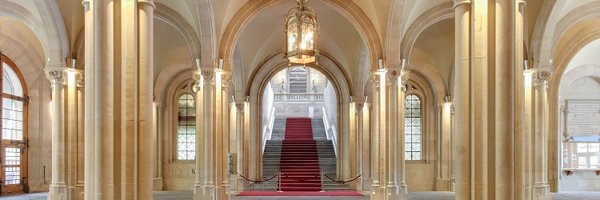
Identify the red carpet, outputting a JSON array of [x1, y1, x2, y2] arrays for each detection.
[[237, 191, 363, 196], [279, 118, 322, 191]]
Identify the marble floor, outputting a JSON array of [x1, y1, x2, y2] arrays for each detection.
[[0, 191, 599, 200]]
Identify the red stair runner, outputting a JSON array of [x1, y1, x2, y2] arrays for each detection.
[[279, 118, 322, 191]]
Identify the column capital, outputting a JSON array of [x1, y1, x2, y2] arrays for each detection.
[[454, 0, 471, 9], [220, 71, 232, 88], [45, 67, 66, 84], [387, 68, 402, 83], [74, 69, 85, 87], [192, 71, 202, 82], [201, 68, 216, 86], [369, 73, 380, 88], [138, 0, 156, 9], [81, 0, 90, 10], [369, 69, 386, 88], [356, 103, 364, 111], [534, 70, 551, 86], [235, 102, 245, 112]]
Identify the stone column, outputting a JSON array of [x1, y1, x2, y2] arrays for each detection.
[[200, 68, 216, 199], [397, 71, 408, 198], [193, 71, 205, 200], [453, 0, 471, 199], [514, 1, 529, 199], [217, 71, 232, 200], [370, 69, 388, 200], [82, 0, 155, 199], [154, 103, 164, 190], [494, 0, 515, 198], [138, 1, 155, 199], [234, 102, 247, 190], [437, 98, 453, 191], [47, 68, 67, 200], [65, 70, 82, 200], [533, 71, 551, 200], [76, 72, 85, 199], [361, 102, 371, 191], [387, 68, 408, 200], [356, 101, 364, 191]]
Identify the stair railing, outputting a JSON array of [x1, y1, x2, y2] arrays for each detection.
[[261, 108, 276, 153], [322, 107, 338, 157]]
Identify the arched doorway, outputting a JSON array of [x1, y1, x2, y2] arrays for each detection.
[[254, 66, 341, 191], [238, 54, 356, 194], [0, 54, 28, 194]]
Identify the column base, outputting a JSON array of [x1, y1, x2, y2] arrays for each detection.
[[533, 184, 552, 200], [228, 177, 241, 194], [435, 178, 452, 191], [217, 183, 230, 200], [370, 182, 384, 200], [49, 184, 77, 200], [388, 184, 409, 200], [76, 182, 84, 200], [361, 177, 373, 192], [194, 185, 216, 200], [153, 177, 164, 191]]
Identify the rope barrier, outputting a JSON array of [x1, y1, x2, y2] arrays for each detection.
[[324, 174, 362, 184], [238, 172, 279, 184]]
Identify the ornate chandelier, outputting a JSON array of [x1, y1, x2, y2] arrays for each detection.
[[285, 0, 318, 65]]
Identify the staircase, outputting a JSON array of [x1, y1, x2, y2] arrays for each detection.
[[313, 119, 350, 191], [256, 117, 350, 191], [279, 118, 322, 191], [288, 68, 309, 93]]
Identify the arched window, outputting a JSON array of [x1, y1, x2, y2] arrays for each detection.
[[405, 94, 422, 160], [176, 94, 195, 160], [0, 54, 28, 193]]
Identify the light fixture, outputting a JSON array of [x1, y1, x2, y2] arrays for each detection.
[[285, 0, 318, 65]]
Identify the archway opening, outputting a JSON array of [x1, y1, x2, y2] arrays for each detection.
[[252, 66, 347, 192], [556, 39, 600, 193]]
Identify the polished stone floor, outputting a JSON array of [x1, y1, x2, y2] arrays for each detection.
[[1, 191, 600, 199]]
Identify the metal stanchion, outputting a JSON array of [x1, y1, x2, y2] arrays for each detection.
[[320, 171, 325, 192], [277, 171, 283, 192]]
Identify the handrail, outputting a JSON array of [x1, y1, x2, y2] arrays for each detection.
[[262, 108, 276, 153], [322, 107, 337, 157]]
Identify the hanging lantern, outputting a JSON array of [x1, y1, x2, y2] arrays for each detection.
[[285, 0, 318, 65]]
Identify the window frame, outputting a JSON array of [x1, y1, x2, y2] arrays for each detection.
[[0, 54, 29, 193], [172, 81, 197, 163], [404, 93, 425, 163]]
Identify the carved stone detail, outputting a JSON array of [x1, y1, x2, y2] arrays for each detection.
[[534, 71, 551, 86], [387, 68, 401, 84], [369, 72, 381, 88], [221, 72, 232, 88], [46, 68, 65, 85], [235, 103, 245, 112], [77, 71, 85, 87], [192, 71, 202, 82], [201, 69, 215, 86]]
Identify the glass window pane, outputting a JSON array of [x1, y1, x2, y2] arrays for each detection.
[[3, 98, 23, 140], [176, 94, 196, 160], [404, 95, 422, 161]]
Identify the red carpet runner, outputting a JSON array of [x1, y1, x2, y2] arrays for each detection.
[[279, 117, 322, 191]]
